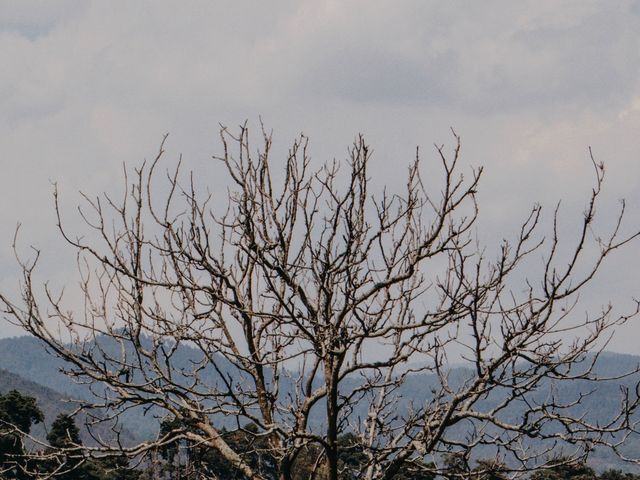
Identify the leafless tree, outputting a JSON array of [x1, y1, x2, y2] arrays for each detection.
[[2, 124, 640, 480]]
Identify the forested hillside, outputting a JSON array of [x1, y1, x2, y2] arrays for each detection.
[[1, 335, 640, 472]]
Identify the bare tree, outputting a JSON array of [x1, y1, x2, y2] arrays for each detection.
[[2, 125, 640, 480]]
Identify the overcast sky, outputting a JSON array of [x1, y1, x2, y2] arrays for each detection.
[[1, 1, 639, 352]]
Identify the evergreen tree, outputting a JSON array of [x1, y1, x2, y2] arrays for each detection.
[[90, 455, 141, 480], [473, 459, 508, 480], [599, 470, 640, 480], [44, 414, 139, 480], [0, 390, 44, 479], [44, 414, 90, 480], [47, 414, 81, 449], [530, 457, 596, 480], [442, 452, 472, 479]]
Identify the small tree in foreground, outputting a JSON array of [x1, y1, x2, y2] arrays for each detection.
[[2, 125, 640, 479]]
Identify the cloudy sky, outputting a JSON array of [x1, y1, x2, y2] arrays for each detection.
[[1, 1, 639, 351]]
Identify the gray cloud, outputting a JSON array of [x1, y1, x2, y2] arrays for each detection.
[[276, 1, 640, 113], [0, 0, 84, 39], [297, 46, 458, 105], [0, 1, 639, 349]]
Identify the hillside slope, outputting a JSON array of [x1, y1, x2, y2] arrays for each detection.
[[1, 335, 639, 471], [0, 368, 137, 447]]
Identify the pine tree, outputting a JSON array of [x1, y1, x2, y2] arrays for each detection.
[[0, 390, 43, 479], [45, 414, 140, 480]]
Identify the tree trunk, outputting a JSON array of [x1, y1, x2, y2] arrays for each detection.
[[325, 360, 339, 480]]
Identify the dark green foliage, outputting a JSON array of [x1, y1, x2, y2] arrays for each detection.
[[41, 413, 140, 480], [88, 456, 142, 480], [0, 390, 44, 434], [0, 389, 44, 479], [473, 459, 508, 480], [157, 414, 438, 479], [389, 461, 436, 480], [336, 432, 367, 478], [599, 470, 640, 480], [0, 391, 135, 480], [47, 414, 82, 449], [159, 418, 277, 479], [527, 457, 640, 480], [530, 458, 596, 480], [441, 452, 472, 479], [44, 414, 93, 480]]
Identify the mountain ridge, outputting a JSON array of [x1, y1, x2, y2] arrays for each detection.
[[0, 367, 137, 447], [1, 334, 640, 472]]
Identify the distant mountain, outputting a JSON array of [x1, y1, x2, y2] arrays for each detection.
[[0, 334, 237, 439], [0, 368, 137, 447], [0, 336, 89, 400], [1, 335, 640, 472]]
